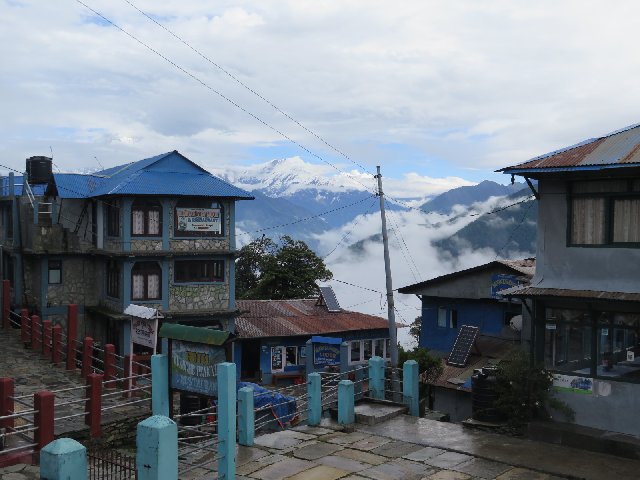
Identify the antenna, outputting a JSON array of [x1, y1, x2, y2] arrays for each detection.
[[94, 156, 104, 170]]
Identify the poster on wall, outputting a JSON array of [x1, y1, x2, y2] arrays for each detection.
[[313, 343, 340, 367], [552, 374, 593, 394], [171, 340, 226, 396], [176, 207, 221, 234], [271, 347, 283, 372]]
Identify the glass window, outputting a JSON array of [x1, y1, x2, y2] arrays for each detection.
[[285, 346, 298, 366], [350, 341, 361, 363], [106, 202, 120, 237], [437, 307, 448, 328], [48, 260, 62, 284], [613, 199, 640, 243], [131, 201, 162, 237], [174, 260, 224, 283], [363, 340, 373, 361], [450, 309, 458, 329], [571, 198, 606, 244], [106, 261, 120, 298], [131, 262, 161, 300]]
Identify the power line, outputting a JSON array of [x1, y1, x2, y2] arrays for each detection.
[[74, 0, 376, 194], [494, 199, 536, 260], [322, 197, 378, 260], [119, 0, 371, 175], [386, 208, 422, 283]]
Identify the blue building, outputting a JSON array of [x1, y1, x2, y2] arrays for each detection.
[[398, 259, 534, 355], [0, 152, 253, 354]]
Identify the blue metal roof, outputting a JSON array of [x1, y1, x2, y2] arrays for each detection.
[[52, 174, 105, 199], [0, 176, 47, 197]]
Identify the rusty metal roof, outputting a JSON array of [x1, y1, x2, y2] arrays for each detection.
[[503, 286, 640, 303], [500, 123, 640, 175], [235, 299, 391, 339], [430, 335, 519, 391]]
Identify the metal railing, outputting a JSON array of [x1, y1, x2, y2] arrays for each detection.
[[88, 447, 137, 480]]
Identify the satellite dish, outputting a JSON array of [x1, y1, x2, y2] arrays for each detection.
[[509, 315, 523, 331]]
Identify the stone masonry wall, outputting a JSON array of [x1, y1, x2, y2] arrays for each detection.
[[168, 262, 230, 311]]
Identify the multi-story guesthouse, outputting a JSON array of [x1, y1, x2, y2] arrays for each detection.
[[499, 124, 640, 437], [0, 152, 253, 355]]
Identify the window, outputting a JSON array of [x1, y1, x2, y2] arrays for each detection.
[[48, 260, 62, 284], [285, 346, 299, 366], [107, 262, 120, 298], [131, 262, 161, 300], [437, 307, 457, 328], [174, 260, 224, 283], [106, 202, 120, 237], [132, 201, 162, 237], [570, 179, 640, 246], [348, 338, 390, 364]]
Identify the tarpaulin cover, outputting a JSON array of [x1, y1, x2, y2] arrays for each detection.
[[238, 382, 297, 428]]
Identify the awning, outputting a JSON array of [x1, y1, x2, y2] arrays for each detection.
[[159, 323, 230, 346]]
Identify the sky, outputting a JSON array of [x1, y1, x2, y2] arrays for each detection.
[[3, 0, 640, 197]]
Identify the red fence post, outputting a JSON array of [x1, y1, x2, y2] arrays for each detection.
[[42, 320, 52, 358], [0, 378, 15, 429], [34, 391, 55, 450], [31, 315, 41, 352], [66, 304, 78, 371], [82, 337, 93, 379], [123, 355, 132, 398], [85, 373, 102, 439], [20, 309, 30, 345], [104, 344, 116, 389], [2, 280, 9, 329], [52, 325, 62, 364]]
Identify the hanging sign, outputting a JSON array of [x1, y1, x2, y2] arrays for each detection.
[[131, 317, 158, 349], [171, 340, 226, 396], [490, 274, 521, 299], [313, 343, 340, 367], [176, 208, 221, 233]]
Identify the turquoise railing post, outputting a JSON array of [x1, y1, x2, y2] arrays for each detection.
[[217, 362, 236, 480], [338, 380, 355, 425], [238, 386, 254, 446], [151, 354, 169, 417], [136, 415, 178, 480], [403, 360, 419, 416], [368, 356, 384, 400], [40, 438, 87, 480], [307, 372, 321, 426]]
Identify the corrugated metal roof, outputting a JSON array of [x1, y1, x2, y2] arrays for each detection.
[[0, 176, 47, 197], [500, 123, 640, 174], [398, 258, 535, 294], [502, 286, 640, 303], [52, 174, 105, 199], [235, 299, 391, 339]]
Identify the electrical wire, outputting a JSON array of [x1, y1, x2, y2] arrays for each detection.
[[321, 197, 378, 260]]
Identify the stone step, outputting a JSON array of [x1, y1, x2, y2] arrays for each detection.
[[354, 400, 408, 426]]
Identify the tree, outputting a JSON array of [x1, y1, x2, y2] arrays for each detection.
[[409, 316, 421, 344], [236, 235, 333, 300]]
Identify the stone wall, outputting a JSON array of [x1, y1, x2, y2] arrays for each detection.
[[130, 239, 163, 251], [169, 283, 229, 311], [46, 258, 100, 306]]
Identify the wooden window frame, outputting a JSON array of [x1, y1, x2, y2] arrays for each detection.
[[131, 261, 162, 301], [106, 202, 120, 237], [106, 262, 120, 299], [131, 201, 162, 237], [174, 259, 224, 283]]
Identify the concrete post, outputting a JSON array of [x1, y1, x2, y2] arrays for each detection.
[[82, 336, 93, 378], [85, 373, 102, 439], [151, 354, 169, 417], [307, 372, 321, 426], [34, 390, 55, 449], [238, 386, 254, 446], [104, 344, 116, 388], [40, 438, 87, 480], [338, 380, 355, 425], [66, 304, 78, 371], [42, 319, 52, 358], [217, 362, 236, 480], [368, 356, 385, 400], [136, 415, 178, 480], [52, 325, 62, 364], [0, 378, 15, 429], [2, 280, 9, 329], [403, 360, 419, 416]]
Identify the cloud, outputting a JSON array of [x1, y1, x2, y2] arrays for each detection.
[[2, 0, 640, 180]]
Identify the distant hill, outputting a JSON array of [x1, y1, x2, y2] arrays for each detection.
[[420, 180, 525, 214], [434, 189, 537, 257]]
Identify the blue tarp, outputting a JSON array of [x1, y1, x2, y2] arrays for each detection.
[[238, 382, 297, 428]]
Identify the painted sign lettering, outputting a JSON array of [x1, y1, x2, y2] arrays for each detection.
[[171, 340, 226, 396], [313, 344, 340, 366], [176, 207, 221, 233]]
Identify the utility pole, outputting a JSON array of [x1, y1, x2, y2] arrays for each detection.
[[376, 166, 398, 367]]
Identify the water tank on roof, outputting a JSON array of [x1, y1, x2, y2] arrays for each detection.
[[26, 156, 52, 184]]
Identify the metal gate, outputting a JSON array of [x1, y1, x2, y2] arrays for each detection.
[[88, 448, 137, 479]]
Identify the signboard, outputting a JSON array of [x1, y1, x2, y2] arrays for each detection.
[[176, 207, 221, 233], [171, 340, 226, 396], [313, 343, 340, 367], [131, 317, 158, 349], [552, 374, 593, 395], [490, 274, 520, 299]]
